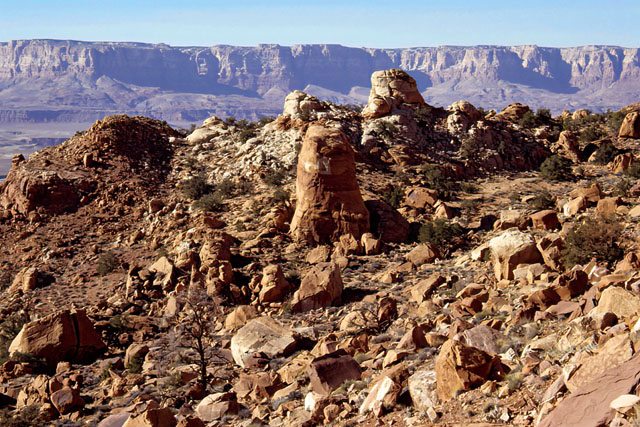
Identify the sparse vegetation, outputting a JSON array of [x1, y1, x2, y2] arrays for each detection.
[[539, 154, 572, 181], [420, 164, 456, 200], [381, 185, 404, 208], [563, 216, 624, 268], [0, 312, 29, 365], [97, 252, 119, 276], [527, 191, 555, 210], [592, 140, 622, 165], [181, 174, 212, 200], [193, 192, 223, 212], [418, 219, 465, 255]]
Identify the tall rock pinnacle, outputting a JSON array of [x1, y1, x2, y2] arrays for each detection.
[[290, 124, 369, 244]]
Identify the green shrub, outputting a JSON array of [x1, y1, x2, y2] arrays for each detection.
[[562, 217, 624, 268], [97, 252, 119, 276], [193, 192, 223, 212], [420, 164, 456, 200], [614, 177, 633, 197], [459, 182, 479, 194], [527, 191, 555, 210], [459, 137, 479, 158], [625, 162, 640, 178], [0, 312, 28, 365], [535, 108, 552, 124], [216, 178, 235, 197], [264, 168, 287, 187], [592, 140, 621, 165], [181, 174, 211, 200], [580, 124, 607, 143], [0, 405, 44, 427], [382, 185, 404, 209], [238, 129, 256, 143], [418, 219, 465, 254], [539, 155, 571, 181], [126, 354, 143, 374], [605, 110, 626, 134], [271, 188, 290, 205], [518, 111, 536, 128]]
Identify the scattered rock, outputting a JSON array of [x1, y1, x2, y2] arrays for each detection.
[[230, 317, 298, 368]]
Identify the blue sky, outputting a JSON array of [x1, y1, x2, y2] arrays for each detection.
[[1, 0, 638, 47]]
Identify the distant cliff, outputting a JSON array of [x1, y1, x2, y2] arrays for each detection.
[[0, 39, 639, 123]]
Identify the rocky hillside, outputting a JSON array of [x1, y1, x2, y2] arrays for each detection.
[[1, 40, 640, 124], [1, 69, 640, 426]]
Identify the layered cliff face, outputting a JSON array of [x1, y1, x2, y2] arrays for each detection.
[[0, 40, 639, 125]]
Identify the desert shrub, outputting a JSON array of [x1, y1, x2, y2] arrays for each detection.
[[258, 116, 276, 126], [0, 312, 28, 365], [527, 191, 555, 210], [193, 192, 223, 212], [459, 182, 479, 194], [459, 137, 479, 158], [539, 155, 571, 181], [535, 108, 552, 124], [605, 110, 626, 134], [614, 177, 633, 197], [238, 128, 256, 143], [563, 217, 624, 268], [216, 178, 235, 197], [382, 185, 404, 209], [420, 164, 456, 200], [580, 124, 607, 143], [375, 121, 398, 140], [126, 354, 143, 374], [418, 219, 465, 254], [97, 252, 119, 276], [518, 111, 536, 128], [625, 162, 640, 178], [181, 174, 211, 200], [0, 405, 44, 427], [461, 199, 479, 211], [271, 188, 290, 205], [592, 140, 621, 165], [264, 168, 287, 187], [225, 116, 236, 126]]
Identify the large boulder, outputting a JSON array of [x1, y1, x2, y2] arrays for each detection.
[[362, 69, 426, 119], [489, 229, 542, 280], [122, 408, 176, 427], [435, 340, 505, 402], [290, 125, 369, 244], [307, 350, 362, 396], [230, 317, 298, 368], [618, 112, 640, 138], [9, 310, 106, 365], [539, 353, 640, 427], [282, 90, 327, 119], [365, 200, 410, 243], [291, 262, 343, 313]]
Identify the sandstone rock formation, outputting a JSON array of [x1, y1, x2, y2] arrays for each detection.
[[9, 310, 106, 364], [291, 262, 343, 313], [290, 124, 369, 244], [619, 112, 640, 138], [0, 115, 178, 216], [435, 340, 505, 402], [362, 69, 425, 119], [230, 317, 298, 368]]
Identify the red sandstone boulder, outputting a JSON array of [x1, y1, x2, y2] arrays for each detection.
[[9, 310, 106, 365], [290, 125, 369, 244]]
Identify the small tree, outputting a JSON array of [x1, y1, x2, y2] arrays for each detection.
[[176, 287, 222, 390]]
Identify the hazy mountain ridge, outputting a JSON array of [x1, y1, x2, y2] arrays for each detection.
[[1, 39, 639, 124]]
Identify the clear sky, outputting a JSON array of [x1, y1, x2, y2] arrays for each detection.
[[1, 0, 638, 48]]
